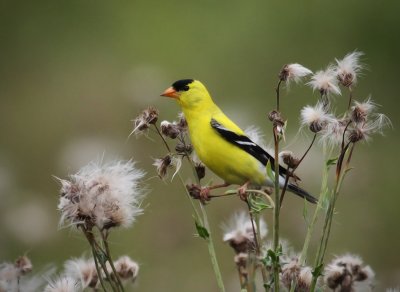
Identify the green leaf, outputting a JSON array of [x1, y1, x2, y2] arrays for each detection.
[[303, 199, 309, 226], [312, 263, 324, 277], [194, 220, 209, 239], [326, 157, 338, 169], [248, 193, 273, 214], [95, 250, 107, 265], [224, 189, 238, 196], [266, 160, 275, 182]]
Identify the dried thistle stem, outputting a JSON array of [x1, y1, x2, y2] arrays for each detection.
[[276, 79, 283, 112], [153, 124, 226, 292], [273, 128, 281, 292], [280, 133, 317, 206]]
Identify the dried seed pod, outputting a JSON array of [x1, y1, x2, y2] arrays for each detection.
[[160, 121, 180, 139], [195, 162, 206, 180]]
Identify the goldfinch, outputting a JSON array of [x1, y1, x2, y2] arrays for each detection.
[[161, 79, 317, 203]]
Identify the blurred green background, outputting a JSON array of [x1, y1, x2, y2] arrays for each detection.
[[1, 0, 399, 290]]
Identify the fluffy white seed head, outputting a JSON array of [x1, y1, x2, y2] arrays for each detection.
[[348, 113, 391, 143], [113, 256, 139, 282], [279, 63, 313, 84], [57, 160, 145, 230], [300, 102, 334, 133], [351, 97, 377, 124], [64, 258, 98, 289], [335, 51, 364, 87], [318, 118, 349, 146], [281, 257, 312, 292], [324, 254, 375, 291], [308, 67, 341, 96], [222, 211, 267, 254], [15, 256, 33, 275], [44, 276, 78, 292]]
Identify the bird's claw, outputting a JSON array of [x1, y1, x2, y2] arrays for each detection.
[[186, 184, 211, 204], [199, 187, 211, 204], [238, 182, 250, 201]]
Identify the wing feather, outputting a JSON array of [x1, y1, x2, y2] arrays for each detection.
[[210, 119, 288, 176]]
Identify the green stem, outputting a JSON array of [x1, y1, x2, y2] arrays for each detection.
[[275, 80, 282, 112], [154, 120, 225, 291], [299, 145, 330, 265], [310, 151, 350, 291], [199, 203, 226, 292], [81, 226, 117, 292], [100, 229, 125, 292], [246, 198, 268, 290], [273, 131, 281, 292], [92, 247, 108, 291]]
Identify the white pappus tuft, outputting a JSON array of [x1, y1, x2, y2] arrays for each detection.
[[300, 102, 335, 133], [222, 211, 267, 254], [113, 256, 139, 282], [335, 51, 364, 87], [44, 276, 79, 292], [57, 160, 146, 230], [324, 254, 375, 292], [307, 66, 341, 96], [279, 63, 313, 85], [63, 257, 98, 289]]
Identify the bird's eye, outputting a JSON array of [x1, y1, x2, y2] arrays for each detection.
[[182, 85, 189, 91]]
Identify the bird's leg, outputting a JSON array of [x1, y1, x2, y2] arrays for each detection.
[[200, 182, 231, 201], [238, 181, 251, 201]]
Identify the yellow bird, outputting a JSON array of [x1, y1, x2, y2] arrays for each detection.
[[161, 79, 316, 203]]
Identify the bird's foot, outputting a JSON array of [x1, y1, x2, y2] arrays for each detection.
[[238, 181, 250, 201], [199, 187, 211, 204], [186, 184, 211, 204]]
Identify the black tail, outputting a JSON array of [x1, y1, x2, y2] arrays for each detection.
[[287, 183, 318, 204]]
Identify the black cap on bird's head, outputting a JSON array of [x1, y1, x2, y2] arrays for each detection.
[[172, 79, 194, 92], [161, 79, 194, 99]]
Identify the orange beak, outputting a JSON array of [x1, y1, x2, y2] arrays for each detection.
[[161, 87, 179, 99]]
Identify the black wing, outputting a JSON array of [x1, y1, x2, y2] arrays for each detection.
[[210, 119, 288, 176]]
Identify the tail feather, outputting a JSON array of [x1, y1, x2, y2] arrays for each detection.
[[287, 183, 318, 204]]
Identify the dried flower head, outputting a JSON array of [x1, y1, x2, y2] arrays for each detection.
[[324, 254, 375, 292], [222, 211, 267, 254], [64, 258, 98, 289], [279, 63, 313, 84], [113, 256, 139, 282], [281, 257, 312, 292], [153, 155, 182, 180], [130, 106, 159, 137], [351, 98, 376, 124], [153, 155, 172, 179], [349, 113, 391, 143], [194, 162, 206, 180], [14, 256, 32, 275], [279, 151, 300, 168], [268, 110, 286, 138], [300, 102, 334, 133], [319, 118, 349, 146], [177, 112, 188, 130], [160, 120, 181, 139], [234, 252, 249, 280], [308, 66, 341, 96], [175, 142, 193, 155], [44, 276, 78, 292], [57, 160, 145, 230], [335, 51, 364, 87]]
